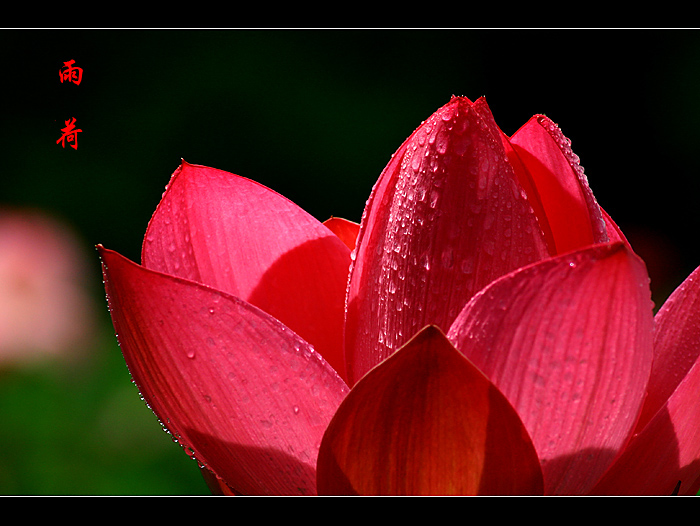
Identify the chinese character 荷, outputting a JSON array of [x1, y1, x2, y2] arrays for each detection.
[[56, 118, 83, 150], [59, 59, 83, 85]]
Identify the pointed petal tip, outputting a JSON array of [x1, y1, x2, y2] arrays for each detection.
[[345, 95, 553, 384], [449, 94, 475, 104], [319, 324, 543, 496], [96, 244, 118, 266]]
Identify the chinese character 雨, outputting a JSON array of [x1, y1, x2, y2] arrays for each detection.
[[59, 59, 83, 85], [56, 118, 83, 150]]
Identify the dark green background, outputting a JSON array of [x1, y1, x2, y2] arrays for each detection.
[[1, 29, 698, 495]]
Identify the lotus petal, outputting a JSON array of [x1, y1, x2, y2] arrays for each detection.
[[323, 217, 360, 251], [345, 96, 551, 385], [591, 263, 700, 495], [316, 325, 543, 495], [448, 242, 654, 494], [141, 161, 351, 379], [507, 115, 608, 254], [99, 246, 349, 495]]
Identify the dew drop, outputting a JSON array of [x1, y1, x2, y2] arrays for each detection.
[[429, 189, 440, 208], [440, 106, 455, 122], [460, 257, 475, 275], [441, 248, 454, 269], [411, 151, 422, 172], [436, 133, 448, 154], [421, 254, 431, 271]]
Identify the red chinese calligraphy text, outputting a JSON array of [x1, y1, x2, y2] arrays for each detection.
[[56, 118, 83, 150], [59, 59, 83, 85]]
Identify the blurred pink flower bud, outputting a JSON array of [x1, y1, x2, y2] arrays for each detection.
[[0, 209, 94, 366]]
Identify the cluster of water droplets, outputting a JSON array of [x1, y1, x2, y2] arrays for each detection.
[[361, 99, 548, 365], [537, 116, 608, 243]]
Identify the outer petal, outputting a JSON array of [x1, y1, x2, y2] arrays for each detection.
[[507, 115, 608, 254], [142, 161, 351, 379], [98, 246, 349, 495], [638, 263, 700, 430], [590, 264, 700, 495], [601, 207, 630, 247], [316, 326, 544, 495], [590, 354, 700, 495], [447, 243, 654, 495], [345, 96, 551, 385]]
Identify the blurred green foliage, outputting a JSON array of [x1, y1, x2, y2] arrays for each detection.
[[0, 323, 209, 495]]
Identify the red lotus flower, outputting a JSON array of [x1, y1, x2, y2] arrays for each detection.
[[98, 96, 700, 495]]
